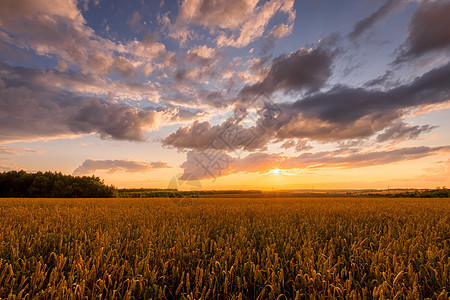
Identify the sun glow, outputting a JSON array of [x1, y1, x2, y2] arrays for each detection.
[[266, 168, 290, 175]]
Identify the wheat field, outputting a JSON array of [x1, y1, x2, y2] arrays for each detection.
[[0, 197, 448, 299]]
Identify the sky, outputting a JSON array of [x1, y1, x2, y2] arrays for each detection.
[[0, 0, 449, 190]]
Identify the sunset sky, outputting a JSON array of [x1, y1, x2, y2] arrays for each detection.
[[0, 0, 449, 190]]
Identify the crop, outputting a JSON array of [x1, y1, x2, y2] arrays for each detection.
[[0, 197, 448, 299]]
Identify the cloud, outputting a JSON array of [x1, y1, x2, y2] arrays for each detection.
[[0, 0, 121, 75], [179, 146, 450, 180], [165, 61, 450, 151], [0, 74, 163, 142], [68, 98, 159, 141], [365, 70, 394, 87], [240, 39, 336, 96], [278, 61, 450, 141], [0, 163, 19, 172], [177, 0, 259, 29], [185, 45, 217, 65], [267, 23, 294, 39], [349, 0, 402, 39], [162, 119, 273, 151], [174, 0, 295, 48], [0, 0, 168, 77], [280, 139, 313, 152], [375, 122, 437, 143], [73, 159, 170, 176], [0, 0, 79, 23], [127, 11, 143, 30], [0, 62, 212, 143], [216, 0, 295, 48], [395, 1, 450, 63], [0, 146, 40, 156], [416, 158, 450, 183], [282, 146, 450, 169], [153, 105, 207, 125], [0, 62, 163, 102]]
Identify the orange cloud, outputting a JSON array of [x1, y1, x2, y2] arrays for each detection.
[[179, 146, 450, 180], [73, 159, 170, 176]]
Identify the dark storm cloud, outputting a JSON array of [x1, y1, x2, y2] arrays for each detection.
[[239, 40, 336, 96], [73, 159, 170, 175], [349, 0, 402, 39], [395, 1, 450, 63], [375, 122, 437, 143]]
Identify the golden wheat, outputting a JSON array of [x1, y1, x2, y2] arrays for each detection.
[[0, 197, 448, 299]]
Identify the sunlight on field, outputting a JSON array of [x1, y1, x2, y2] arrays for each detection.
[[0, 197, 449, 299]]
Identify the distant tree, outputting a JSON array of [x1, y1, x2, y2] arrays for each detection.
[[0, 171, 118, 198]]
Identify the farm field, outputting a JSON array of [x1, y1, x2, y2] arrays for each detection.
[[0, 197, 449, 299]]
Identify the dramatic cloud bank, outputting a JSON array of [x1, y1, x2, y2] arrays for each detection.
[[0, 77, 159, 142], [0, 63, 204, 142], [164, 62, 450, 150]]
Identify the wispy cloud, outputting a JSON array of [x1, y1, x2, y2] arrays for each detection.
[[180, 146, 450, 180], [73, 159, 170, 176], [0, 146, 40, 155], [375, 122, 437, 143], [349, 0, 403, 39]]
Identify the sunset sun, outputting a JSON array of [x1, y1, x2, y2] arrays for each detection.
[[266, 168, 291, 175]]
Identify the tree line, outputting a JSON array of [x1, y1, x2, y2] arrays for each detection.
[[0, 170, 118, 198]]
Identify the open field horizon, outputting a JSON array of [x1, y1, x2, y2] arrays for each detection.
[[1, 197, 448, 299]]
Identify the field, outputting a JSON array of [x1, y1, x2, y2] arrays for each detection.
[[0, 197, 449, 299]]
